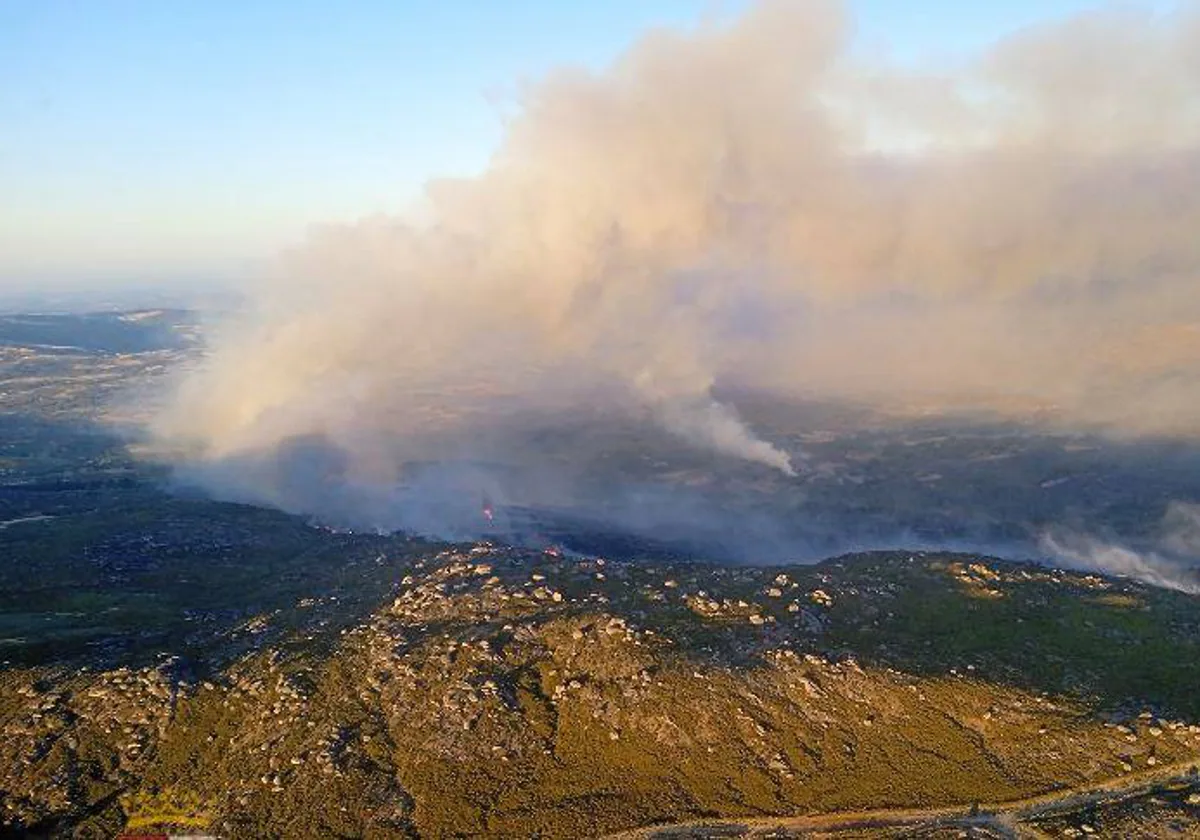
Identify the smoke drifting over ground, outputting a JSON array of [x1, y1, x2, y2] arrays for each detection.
[[1040, 502, 1200, 594], [151, 1, 1200, 584]]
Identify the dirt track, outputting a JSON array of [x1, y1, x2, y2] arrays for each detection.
[[611, 759, 1200, 838]]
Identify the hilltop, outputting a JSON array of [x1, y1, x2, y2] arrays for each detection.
[[3, 544, 1199, 837]]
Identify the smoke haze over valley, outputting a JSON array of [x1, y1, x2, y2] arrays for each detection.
[[141, 0, 1200, 589], [9, 5, 1200, 835]]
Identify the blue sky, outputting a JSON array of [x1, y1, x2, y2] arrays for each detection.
[[0, 1, 1175, 288]]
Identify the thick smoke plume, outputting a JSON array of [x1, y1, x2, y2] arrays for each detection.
[[152, 1, 1200, 556]]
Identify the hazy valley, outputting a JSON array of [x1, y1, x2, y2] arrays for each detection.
[[0, 311, 1198, 837]]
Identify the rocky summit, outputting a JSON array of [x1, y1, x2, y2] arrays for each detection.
[[4, 543, 1199, 838]]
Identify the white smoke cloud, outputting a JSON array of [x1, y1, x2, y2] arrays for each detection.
[[149, 1, 1200, 541], [652, 393, 796, 476], [1040, 501, 1200, 593], [1040, 528, 1200, 595]]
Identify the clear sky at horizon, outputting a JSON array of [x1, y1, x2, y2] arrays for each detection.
[[0, 0, 1181, 290]]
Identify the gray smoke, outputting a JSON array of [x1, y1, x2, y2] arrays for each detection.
[[1041, 502, 1200, 594], [147, 1, 1200, 570]]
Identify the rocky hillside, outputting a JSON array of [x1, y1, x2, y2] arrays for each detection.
[[2, 546, 1200, 837]]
